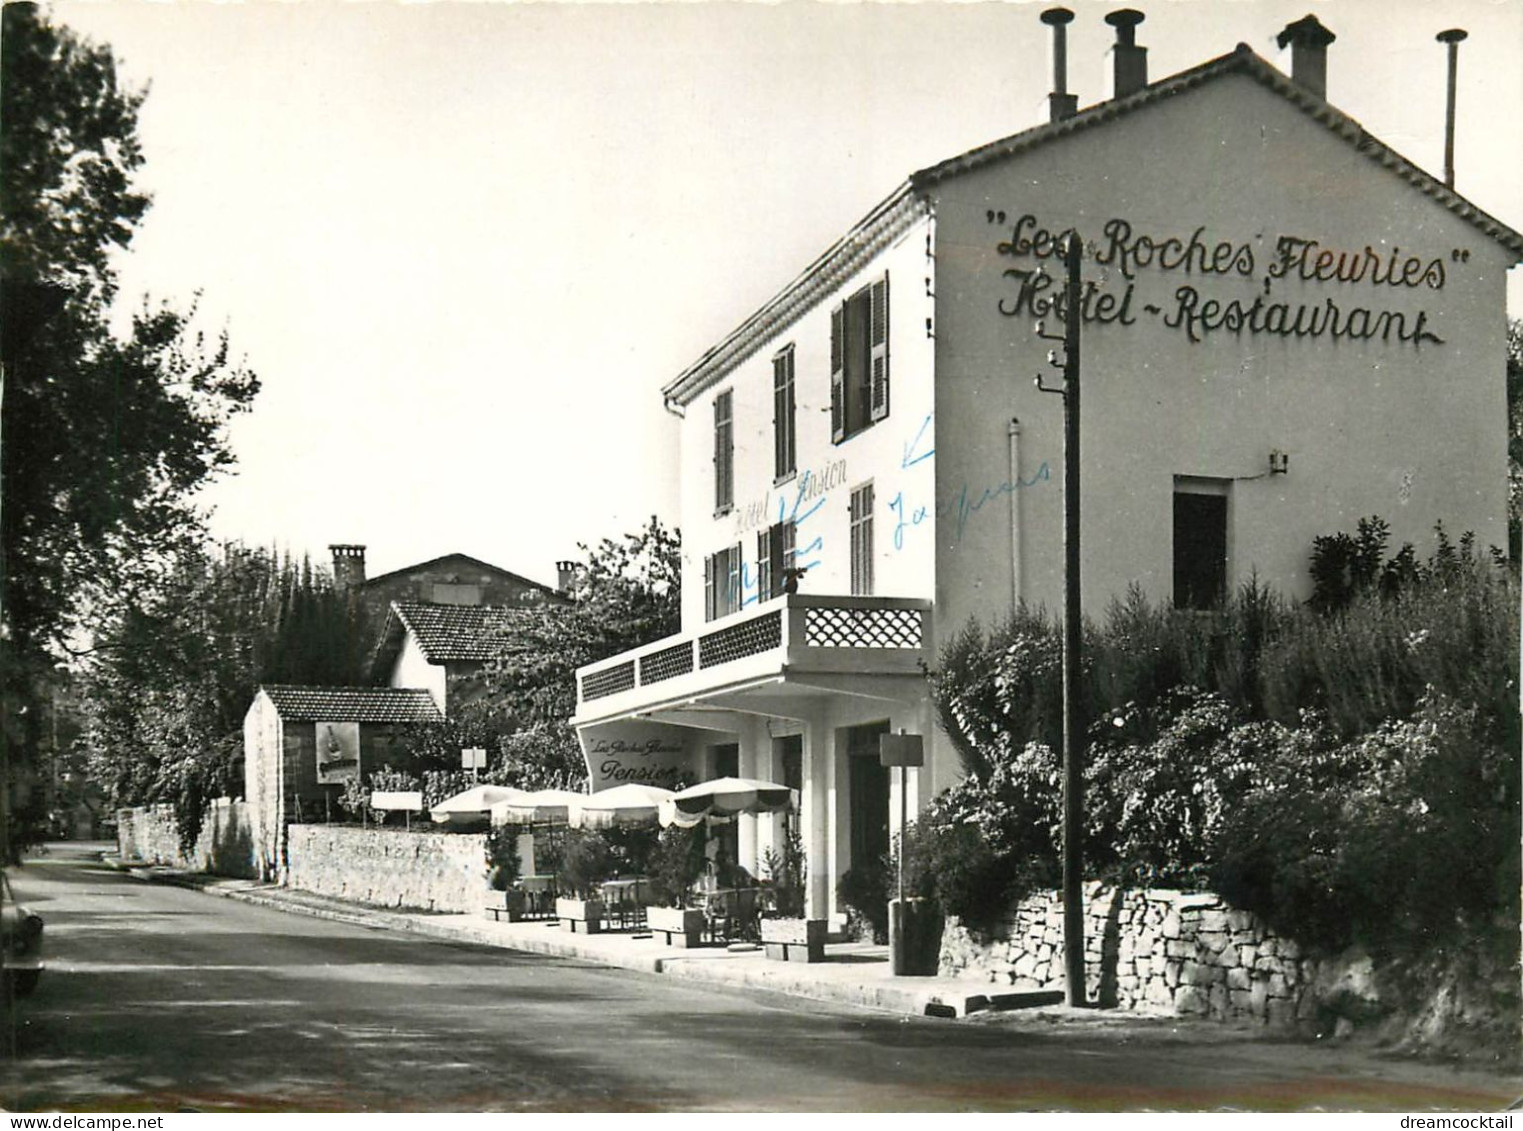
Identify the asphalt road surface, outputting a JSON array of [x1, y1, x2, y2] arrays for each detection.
[[3, 844, 1518, 1113]]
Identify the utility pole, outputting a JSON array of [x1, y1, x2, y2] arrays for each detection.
[[1036, 232, 1086, 1007]]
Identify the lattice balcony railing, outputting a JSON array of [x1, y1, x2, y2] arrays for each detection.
[[698, 610, 782, 669], [580, 660, 636, 701], [639, 641, 695, 685], [577, 598, 928, 707], [803, 605, 922, 648]]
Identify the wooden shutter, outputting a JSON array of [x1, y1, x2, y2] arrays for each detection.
[[725, 545, 742, 615], [869, 273, 890, 422], [830, 303, 845, 443], [756, 527, 772, 602], [768, 522, 785, 599], [704, 554, 716, 622], [714, 391, 733, 511]]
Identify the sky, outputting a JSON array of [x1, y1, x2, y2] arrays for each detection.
[[51, 0, 1523, 588]]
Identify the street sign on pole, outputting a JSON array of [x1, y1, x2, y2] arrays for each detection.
[[462, 747, 487, 780]]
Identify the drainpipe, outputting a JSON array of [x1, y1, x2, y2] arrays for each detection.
[[1008, 417, 1024, 609], [1437, 28, 1467, 189]]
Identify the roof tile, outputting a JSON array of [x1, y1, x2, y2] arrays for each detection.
[[258, 685, 442, 723]]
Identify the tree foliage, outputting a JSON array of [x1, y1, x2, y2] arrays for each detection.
[[467, 517, 681, 788], [1, 4, 258, 855], [80, 544, 368, 847]]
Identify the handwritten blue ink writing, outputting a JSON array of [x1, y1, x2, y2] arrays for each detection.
[[941, 463, 1052, 540], [901, 413, 935, 469], [888, 491, 930, 551]]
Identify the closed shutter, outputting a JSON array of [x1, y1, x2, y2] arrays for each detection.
[[704, 554, 716, 622], [869, 273, 890, 422], [714, 391, 734, 512], [830, 303, 845, 443], [757, 528, 773, 602]]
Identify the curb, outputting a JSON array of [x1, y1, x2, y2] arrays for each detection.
[[108, 863, 1055, 1020]]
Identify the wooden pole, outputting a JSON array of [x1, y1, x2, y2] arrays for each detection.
[[1060, 232, 1087, 1008]]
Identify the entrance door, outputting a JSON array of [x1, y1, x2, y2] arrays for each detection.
[[846, 722, 890, 868]]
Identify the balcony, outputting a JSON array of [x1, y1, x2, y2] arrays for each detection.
[[572, 594, 932, 725]]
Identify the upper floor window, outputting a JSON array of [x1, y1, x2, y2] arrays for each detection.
[[704, 543, 742, 621], [757, 520, 796, 603], [831, 273, 889, 443], [713, 389, 734, 514], [773, 345, 796, 482], [849, 482, 875, 596]]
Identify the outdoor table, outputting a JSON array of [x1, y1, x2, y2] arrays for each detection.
[[599, 877, 648, 929]]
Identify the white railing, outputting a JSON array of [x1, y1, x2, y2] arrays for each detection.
[[576, 594, 930, 706]]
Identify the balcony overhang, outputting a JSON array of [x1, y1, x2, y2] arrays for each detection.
[[571, 595, 932, 729]]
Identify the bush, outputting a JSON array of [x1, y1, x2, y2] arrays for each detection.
[[760, 828, 808, 918], [837, 861, 892, 943], [646, 824, 705, 908], [484, 825, 521, 890], [556, 829, 615, 899], [1210, 693, 1519, 954]]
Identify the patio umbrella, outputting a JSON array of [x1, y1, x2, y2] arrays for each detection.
[[429, 784, 528, 826], [658, 776, 795, 829], [570, 783, 675, 830], [490, 788, 585, 827]]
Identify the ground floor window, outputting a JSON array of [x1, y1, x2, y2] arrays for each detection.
[[1173, 478, 1230, 610]]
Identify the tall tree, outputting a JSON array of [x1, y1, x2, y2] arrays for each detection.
[[81, 544, 370, 846], [1, 4, 258, 855]]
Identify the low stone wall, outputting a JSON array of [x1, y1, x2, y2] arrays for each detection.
[[116, 799, 256, 879], [285, 825, 486, 913], [939, 884, 1321, 1028]]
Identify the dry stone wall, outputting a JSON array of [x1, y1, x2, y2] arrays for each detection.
[[116, 799, 256, 879], [939, 884, 1323, 1027], [285, 825, 486, 913]]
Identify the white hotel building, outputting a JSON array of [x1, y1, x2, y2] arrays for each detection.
[[570, 11, 1522, 926]]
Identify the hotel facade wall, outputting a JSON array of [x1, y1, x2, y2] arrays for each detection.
[[930, 73, 1511, 634]]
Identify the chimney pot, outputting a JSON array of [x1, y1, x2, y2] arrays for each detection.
[[1276, 14, 1336, 99], [1437, 29, 1468, 189], [1040, 6, 1078, 123], [1106, 9, 1148, 98], [329, 544, 367, 589]]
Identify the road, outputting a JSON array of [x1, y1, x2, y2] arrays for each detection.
[[2, 844, 1517, 1113]]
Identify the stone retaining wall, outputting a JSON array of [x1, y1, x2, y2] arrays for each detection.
[[116, 799, 256, 878], [939, 884, 1324, 1027], [285, 825, 486, 913]]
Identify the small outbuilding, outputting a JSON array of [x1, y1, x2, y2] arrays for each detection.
[[244, 684, 442, 880]]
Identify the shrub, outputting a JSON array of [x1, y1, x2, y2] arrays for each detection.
[[645, 824, 705, 908], [1210, 693, 1519, 954], [760, 828, 808, 918], [484, 825, 521, 891], [837, 860, 892, 943], [556, 829, 615, 899]]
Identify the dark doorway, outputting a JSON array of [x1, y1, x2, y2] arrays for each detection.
[[845, 722, 890, 868], [1173, 487, 1228, 610], [776, 735, 803, 839]]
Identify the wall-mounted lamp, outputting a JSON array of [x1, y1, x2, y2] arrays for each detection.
[[1269, 449, 1290, 475]]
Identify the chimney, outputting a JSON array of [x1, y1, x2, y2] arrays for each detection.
[[329, 544, 366, 589], [1276, 14, 1336, 100], [556, 559, 578, 597], [1437, 28, 1467, 189], [1040, 7, 1078, 122], [1106, 9, 1148, 99]]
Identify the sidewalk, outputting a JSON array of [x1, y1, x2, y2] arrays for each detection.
[[109, 860, 1070, 1020]]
